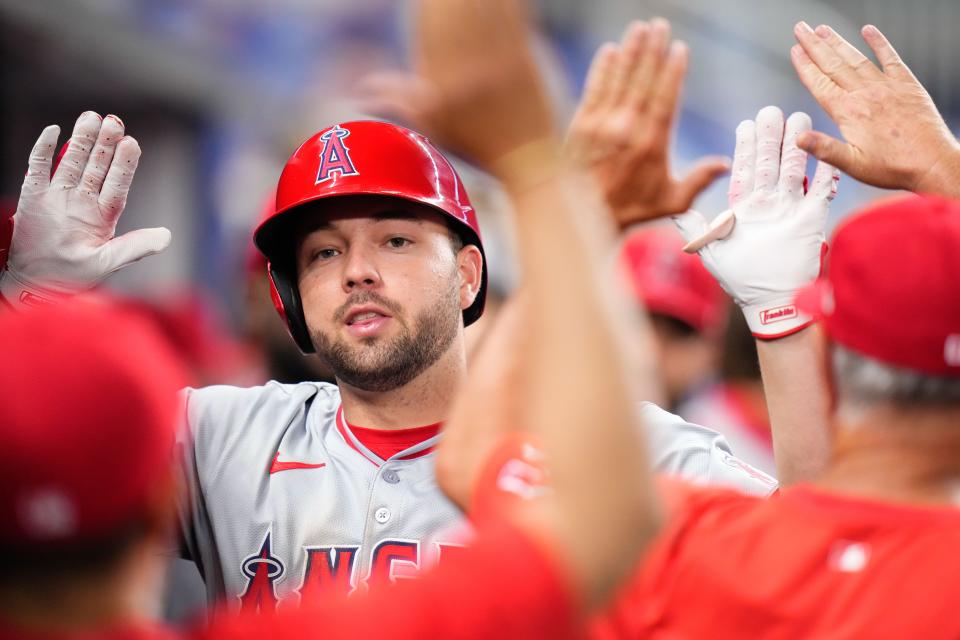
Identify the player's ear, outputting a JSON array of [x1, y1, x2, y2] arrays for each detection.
[[456, 244, 483, 311]]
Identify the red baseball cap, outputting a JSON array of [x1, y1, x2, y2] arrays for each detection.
[[795, 194, 960, 376], [0, 299, 186, 546], [620, 226, 727, 335]]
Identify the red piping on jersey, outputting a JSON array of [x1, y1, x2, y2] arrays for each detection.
[[336, 406, 381, 466], [335, 405, 440, 466]]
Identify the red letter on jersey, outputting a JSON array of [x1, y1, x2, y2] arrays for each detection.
[[368, 540, 419, 587], [299, 546, 359, 601]]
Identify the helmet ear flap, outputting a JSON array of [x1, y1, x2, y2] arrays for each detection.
[[267, 262, 315, 354]]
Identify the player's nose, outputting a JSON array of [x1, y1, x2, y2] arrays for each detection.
[[341, 244, 381, 291]]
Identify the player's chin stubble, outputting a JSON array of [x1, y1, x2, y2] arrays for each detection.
[[309, 284, 461, 393]]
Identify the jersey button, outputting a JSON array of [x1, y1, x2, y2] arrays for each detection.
[[374, 507, 391, 524], [382, 470, 400, 484]]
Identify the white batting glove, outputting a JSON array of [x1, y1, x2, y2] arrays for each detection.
[[673, 106, 839, 338], [0, 112, 171, 309]]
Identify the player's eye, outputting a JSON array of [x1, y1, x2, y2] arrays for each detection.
[[311, 248, 340, 262], [387, 237, 412, 249]]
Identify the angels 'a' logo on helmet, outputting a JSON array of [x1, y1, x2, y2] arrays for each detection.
[[316, 125, 359, 185]]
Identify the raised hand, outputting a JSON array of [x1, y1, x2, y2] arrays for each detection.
[[411, 0, 559, 184], [674, 106, 838, 339], [791, 22, 960, 196], [566, 19, 729, 229], [1, 112, 170, 307]]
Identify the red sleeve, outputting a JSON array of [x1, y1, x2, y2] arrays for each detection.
[[470, 432, 547, 524], [199, 522, 576, 640]]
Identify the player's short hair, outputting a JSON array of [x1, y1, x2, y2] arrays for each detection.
[[831, 344, 960, 407]]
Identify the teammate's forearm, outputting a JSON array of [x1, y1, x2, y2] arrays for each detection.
[[756, 326, 832, 484], [504, 164, 660, 602]]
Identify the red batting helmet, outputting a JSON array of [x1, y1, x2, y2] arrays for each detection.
[[253, 120, 487, 354]]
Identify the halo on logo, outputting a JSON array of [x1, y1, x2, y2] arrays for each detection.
[[316, 125, 360, 185]]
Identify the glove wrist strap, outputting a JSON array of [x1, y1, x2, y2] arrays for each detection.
[[742, 298, 814, 339], [0, 271, 64, 311]]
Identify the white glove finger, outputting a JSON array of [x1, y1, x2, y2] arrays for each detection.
[[50, 112, 103, 190], [671, 210, 708, 244], [78, 115, 125, 196], [98, 227, 172, 276], [681, 209, 736, 253], [752, 106, 785, 192], [98, 137, 142, 229], [727, 120, 756, 206], [20, 125, 61, 197], [777, 111, 812, 197], [808, 160, 840, 203]]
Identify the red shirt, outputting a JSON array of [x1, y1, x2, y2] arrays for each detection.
[[593, 482, 960, 639]]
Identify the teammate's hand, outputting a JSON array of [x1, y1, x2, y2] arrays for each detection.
[[566, 19, 729, 229], [0, 112, 170, 308], [411, 0, 560, 186], [673, 106, 839, 339], [791, 22, 960, 197], [355, 71, 442, 139]]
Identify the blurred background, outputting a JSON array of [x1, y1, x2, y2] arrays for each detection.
[[3, 0, 958, 317], [1, 0, 957, 621]]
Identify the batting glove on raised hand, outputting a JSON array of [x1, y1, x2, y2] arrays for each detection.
[[673, 106, 839, 338], [0, 112, 171, 308]]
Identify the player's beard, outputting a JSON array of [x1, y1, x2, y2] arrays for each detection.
[[309, 280, 461, 393]]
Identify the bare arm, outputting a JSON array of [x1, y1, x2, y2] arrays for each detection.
[[756, 326, 832, 483], [414, 0, 660, 608]]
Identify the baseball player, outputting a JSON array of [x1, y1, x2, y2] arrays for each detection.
[[0, 2, 777, 615]]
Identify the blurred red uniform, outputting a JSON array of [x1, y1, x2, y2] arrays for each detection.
[[591, 480, 960, 639], [476, 436, 960, 640]]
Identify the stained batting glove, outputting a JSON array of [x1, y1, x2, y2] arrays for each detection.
[[0, 112, 171, 309], [673, 106, 839, 339]]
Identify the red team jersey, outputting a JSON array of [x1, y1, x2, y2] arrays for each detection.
[[475, 435, 960, 639], [593, 481, 960, 639]]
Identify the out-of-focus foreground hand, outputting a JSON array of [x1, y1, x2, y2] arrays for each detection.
[[791, 22, 960, 196], [411, 0, 559, 184], [0, 112, 171, 308], [674, 106, 839, 339], [565, 19, 729, 229]]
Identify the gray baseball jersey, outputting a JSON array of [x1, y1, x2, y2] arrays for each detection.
[[177, 381, 776, 611]]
